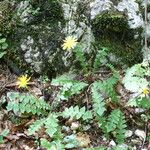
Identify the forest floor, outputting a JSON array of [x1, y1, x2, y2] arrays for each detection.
[[0, 64, 150, 150]]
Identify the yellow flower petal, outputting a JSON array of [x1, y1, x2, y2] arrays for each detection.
[[142, 88, 149, 95], [16, 74, 30, 88], [62, 36, 77, 51]]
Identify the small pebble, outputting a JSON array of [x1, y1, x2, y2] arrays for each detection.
[[135, 108, 145, 113], [109, 140, 116, 146], [71, 122, 79, 130], [125, 130, 133, 138], [135, 129, 146, 140]]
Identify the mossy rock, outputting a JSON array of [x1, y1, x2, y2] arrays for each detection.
[[92, 11, 129, 38], [6, 0, 65, 75], [0, 0, 12, 34], [91, 11, 143, 66], [95, 39, 142, 66]]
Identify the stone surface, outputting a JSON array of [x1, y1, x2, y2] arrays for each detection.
[[134, 129, 146, 140], [0, 0, 146, 75], [125, 130, 133, 138]]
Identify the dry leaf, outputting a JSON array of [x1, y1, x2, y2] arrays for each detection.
[[76, 132, 91, 148]]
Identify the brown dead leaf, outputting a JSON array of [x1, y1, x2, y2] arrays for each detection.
[[30, 86, 42, 96], [76, 132, 91, 148]]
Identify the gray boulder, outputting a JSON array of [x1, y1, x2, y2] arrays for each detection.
[[0, 0, 145, 74]]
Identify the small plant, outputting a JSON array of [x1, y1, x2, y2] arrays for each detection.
[[62, 106, 93, 121], [93, 47, 108, 71], [90, 70, 126, 143], [123, 61, 150, 109], [28, 114, 60, 137], [0, 129, 9, 144], [0, 33, 8, 59], [6, 92, 50, 115], [51, 73, 88, 106]]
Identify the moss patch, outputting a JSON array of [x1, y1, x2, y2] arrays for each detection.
[[91, 11, 143, 66], [0, 0, 12, 34]]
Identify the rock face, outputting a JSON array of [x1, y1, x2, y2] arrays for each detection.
[[0, 0, 145, 75]]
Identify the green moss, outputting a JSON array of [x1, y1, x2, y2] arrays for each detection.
[[91, 11, 143, 65], [95, 39, 142, 66], [92, 11, 129, 38], [0, 0, 12, 34], [30, 0, 64, 24]]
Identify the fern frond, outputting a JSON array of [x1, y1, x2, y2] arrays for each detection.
[[91, 81, 106, 116], [62, 106, 92, 121], [44, 114, 60, 137], [106, 109, 121, 132], [115, 111, 127, 143], [93, 47, 108, 71], [105, 109, 126, 143], [106, 63, 120, 79], [28, 119, 45, 135], [101, 76, 118, 102], [6, 92, 50, 115], [28, 114, 61, 138]]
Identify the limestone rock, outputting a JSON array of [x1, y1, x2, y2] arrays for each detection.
[[0, 0, 146, 75]]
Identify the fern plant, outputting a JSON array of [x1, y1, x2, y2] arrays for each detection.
[[91, 81, 106, 117], [51, 73, 88, 106], [91, 74, 118, 117], [6, 92, 50, 115], [62, 106, 93, 121], [99, 109, 126, 143], [40, 138, 65, 150], [93, 47, 108, 71], [90, 71, 126, 144], [28, 114, 61, 138]]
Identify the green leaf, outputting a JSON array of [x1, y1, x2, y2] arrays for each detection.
[[28, 119, 45, 135], [2, 43, 8, 49], [0, 38, 6, 43], [137, 98, 150, 109], [126, 98, 138, 107], [62, 106, 92, 121], [44, 114, 59, 137], [0, 51, 6, 58], [91, 81, 106, 116], [6, 92, 50, 115], [41, 138, 51, 150]]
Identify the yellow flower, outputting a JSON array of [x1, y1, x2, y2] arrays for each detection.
[[16, 75, 30, 88], [140, 88, 149, 98], [62, 36, 77, 51], [142, 88, 149, 95]]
